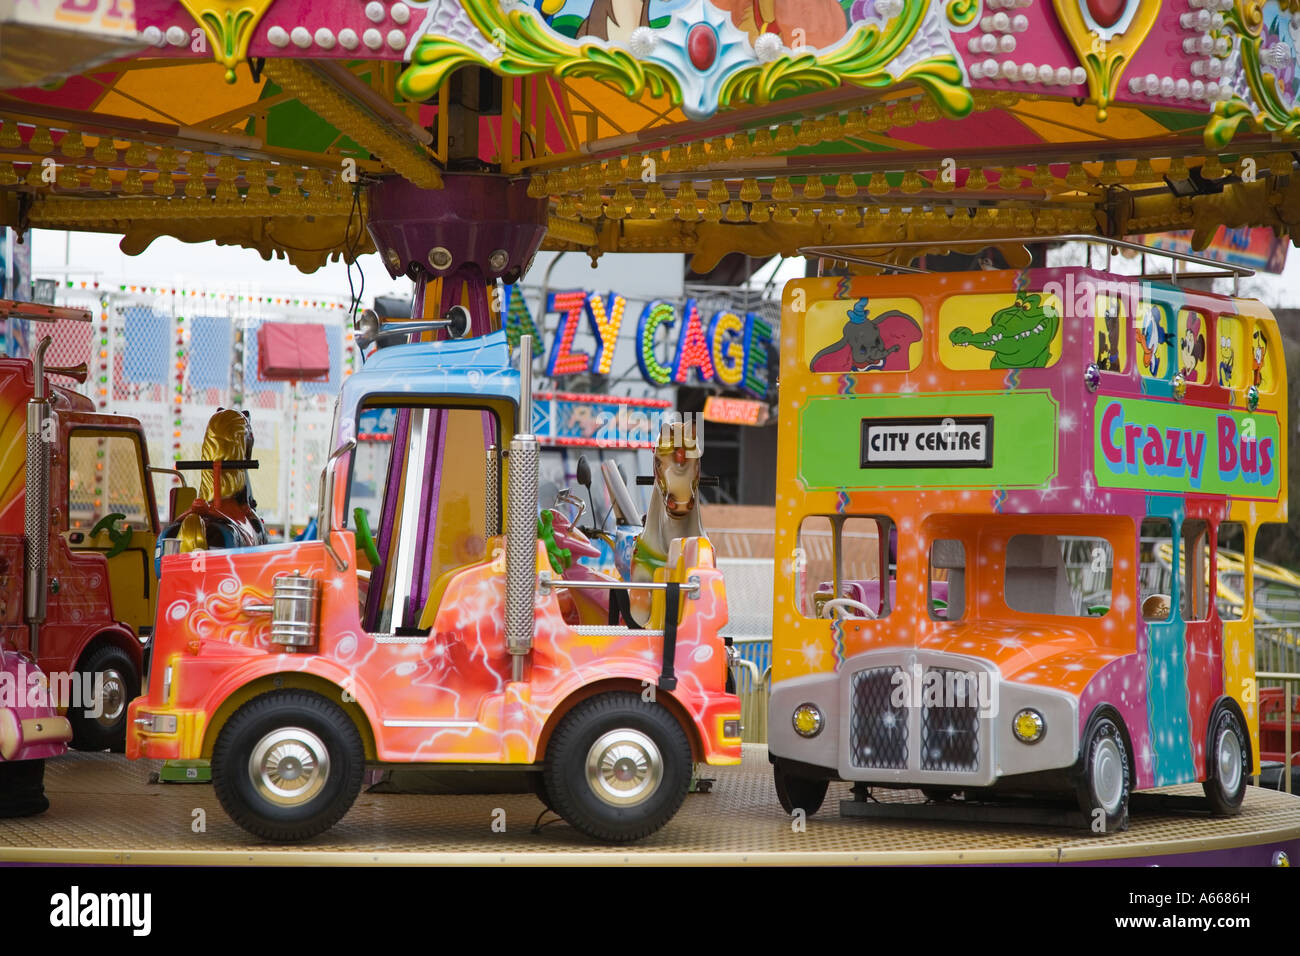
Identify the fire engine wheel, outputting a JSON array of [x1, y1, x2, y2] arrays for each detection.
[[1075, 713, 1131, 834], [543, 692, 692, 843], [772, 758, 829, 816], [212, 690, 363, 842], [69, 644, 139, 753], [1203, 707, 1249, 816]]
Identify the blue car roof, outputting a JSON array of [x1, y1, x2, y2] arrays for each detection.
[[337, 328, 520, 423]]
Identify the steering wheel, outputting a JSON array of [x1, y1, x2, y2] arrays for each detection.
[[820, 597, 877, 621], [88, 512, 133, 559], [352, 507, 382, 568]]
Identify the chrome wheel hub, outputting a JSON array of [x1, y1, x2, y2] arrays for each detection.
[[95, 668, 127, 727], [585, 729, 663, 807], [1216, 726, 1243, 793], [1092, 737, 1124, 815], [249, 727, 330, 807]]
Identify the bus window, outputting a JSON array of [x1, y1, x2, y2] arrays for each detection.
[[1005, 535, 1112, 617], [1250, 322, 1279, 393], [1216, 315, 1245, 389], [1135, 302, 1174, 379], [841, 516, 893, 618], [796, 515, 893, 619], [1140, 517, 1173, 621], [1216, 521, 1246, 620], [1177, 308, 1210, 384], [939, 291, 1062, 370], [1095, 293, 1126, 372], [795, 516, 835, 619], [804, 296, 923, 373], [930, 539, 965, 621], [1182, 519, 1212, 621]]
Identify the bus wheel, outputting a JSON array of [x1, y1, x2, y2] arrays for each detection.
[[1075, 714, 1130, 834], [543, 692, 692, 843], [69, 644, 139, 753], [212, 690, 363, 842], [773, 758, 829, 816], [1203, 707, 1248, 816]]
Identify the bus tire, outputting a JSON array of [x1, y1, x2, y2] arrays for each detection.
[[543, 691, 692, 843], [773, 758, 829, 816], [1203, 706, 1249, 816], [1074, 713, 1130, 834], [69, 644, 139, 753], [211, 690, 363, 842]]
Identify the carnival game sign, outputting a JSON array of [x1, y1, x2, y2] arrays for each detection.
[[1094, 396, 1280, 499], [531, 391, 673, 447], [537, 289, 772, 399]]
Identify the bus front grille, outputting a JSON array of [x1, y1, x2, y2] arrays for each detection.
[[920, 667, 981, 773], [849, 667, 908, 770]]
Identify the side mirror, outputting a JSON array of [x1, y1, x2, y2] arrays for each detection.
[[575, 455, 592, 490]]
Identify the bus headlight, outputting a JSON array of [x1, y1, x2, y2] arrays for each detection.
[[792, 703, 823, 738], [1012, 708, 1045, 744]]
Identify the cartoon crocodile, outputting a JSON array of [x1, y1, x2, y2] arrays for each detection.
[[948, 293, 1060, 369]]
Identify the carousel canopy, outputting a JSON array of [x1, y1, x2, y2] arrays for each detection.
[[0, 0, 1298, 272]]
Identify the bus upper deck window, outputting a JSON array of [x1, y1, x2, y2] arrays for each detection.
[[1095, 295, 1126, 373], [1004, 535, 1111, 617], [1177, 309, 1211, 385], [1182, 519, 1211, 622], [1216, 316, 1245, 389], [1140, 517, 1173, 622], [1250, 321, 1279, 393], [930, 539, 965, 621], [1136, 302, 1174, 380]]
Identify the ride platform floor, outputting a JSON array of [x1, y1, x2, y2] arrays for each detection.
[[1, 745, 1297, 865]]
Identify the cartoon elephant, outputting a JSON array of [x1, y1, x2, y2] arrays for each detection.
[[810, 298, 922, 373]]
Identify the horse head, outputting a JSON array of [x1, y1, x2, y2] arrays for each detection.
[[652, 419, 702, 525]]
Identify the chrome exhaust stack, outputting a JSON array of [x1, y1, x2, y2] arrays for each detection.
[[24, 336, 53, 659], [505, 336, 538, 683]]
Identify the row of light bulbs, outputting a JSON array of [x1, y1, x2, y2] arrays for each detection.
[[550, 185, 1099, 229], [535, 150, 1293, 227]]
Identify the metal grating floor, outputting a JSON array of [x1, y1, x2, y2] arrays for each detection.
[[1, 746, 1297, 865]]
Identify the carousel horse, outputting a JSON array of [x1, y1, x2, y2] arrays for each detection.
[[159, 408, 269, 555], [628, 420, 707, 626]]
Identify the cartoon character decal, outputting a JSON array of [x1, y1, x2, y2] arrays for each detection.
[[1097, 302, 1121, 371], [1218, 334, 1235, 387], [809, 297, 921, 373], [1138, 305, 1172, 377], [1252, 328, 1268, 387], [947, 293, 1060, 369], [1180, 314, 1206, 382]]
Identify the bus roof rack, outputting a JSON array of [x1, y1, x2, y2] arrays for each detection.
[[798, 234, 1256, 294]]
